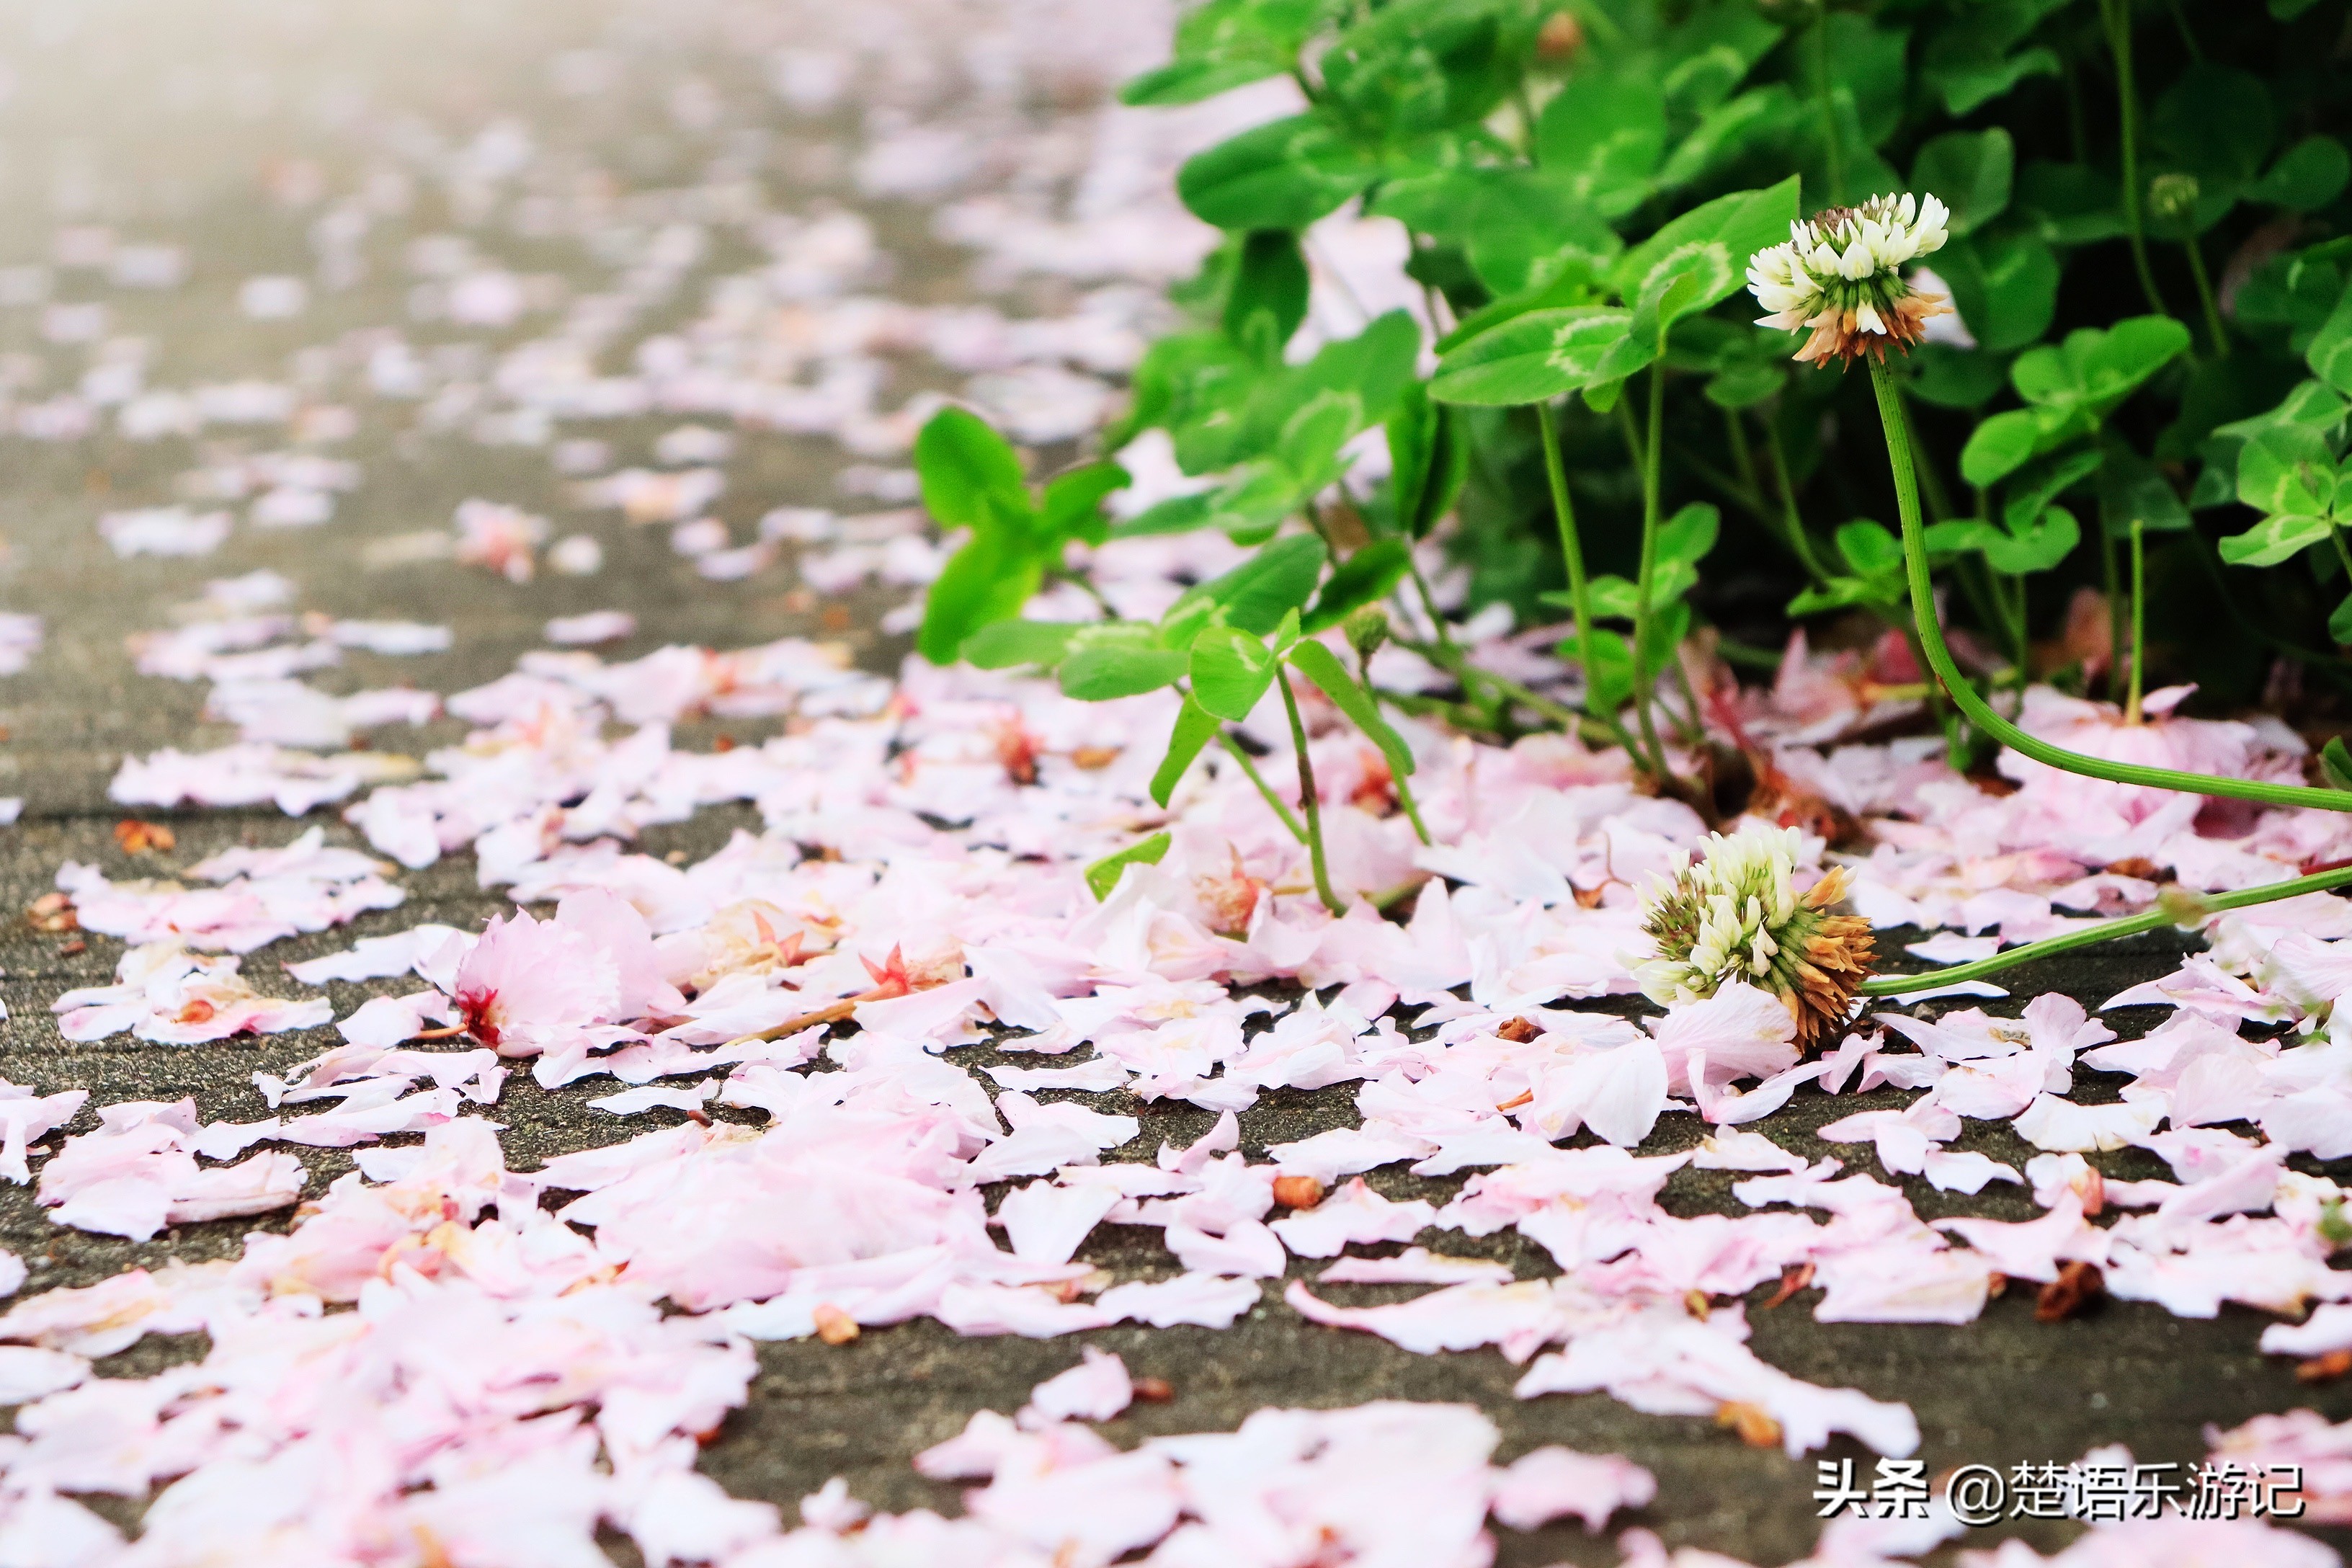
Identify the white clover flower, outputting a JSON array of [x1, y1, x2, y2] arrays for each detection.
[[1636, 824, 1875, 1046], [1745, 192, 1954, 367]]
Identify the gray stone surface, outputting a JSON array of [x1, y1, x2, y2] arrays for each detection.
[[0, 4, 2343, 1564]]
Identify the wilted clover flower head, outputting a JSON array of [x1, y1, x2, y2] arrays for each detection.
[[1636, 824, 1876, 1046], [1746, 192, 1952, 367]]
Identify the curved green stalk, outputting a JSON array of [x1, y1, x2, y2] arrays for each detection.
[[1217, 731, 1306, 843], [1861, 863, 2352, 995], [1868, 355, 2352, 814], [1278, 674, 1345, 914]]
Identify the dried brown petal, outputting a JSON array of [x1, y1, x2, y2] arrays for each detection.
[[1760, 1262, 1814, 1309], [2035, 1261, 2104, 1323]]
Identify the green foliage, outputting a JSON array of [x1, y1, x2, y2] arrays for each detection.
[[1430, 306, 1630, 405], [1912, 130, 2013, 238], [1305, 538, 1414, 631], [1550, 502, 1718, 698], [2218, 424, 2352, 567], [1084, 832, 1173, 900], [1179, 115, 1381, 230], [915, 0, 2352, 777], [913, 409, 1127, 665], [1151, 700, 1224, 808], [1931, 504, 2082, 575], [1287, 639, 1417, 783], [1121, 0, 1337, 107], [1959, 317, 2192, 487], [1224, 231, 1312, 361], [1178, 535, 1329, 637], [1429, 178, 1796, 407], [2323, 737, 2352, 793], [1384, 383, 1469, 538], [1191, 616, 1293, 719], [1920, 0, 2067, 117], [1787, 518, 1910, 618]]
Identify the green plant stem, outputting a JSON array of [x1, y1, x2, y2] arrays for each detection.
[[1861, 864, 2352, 995], [2002, 571, 2030, 668], [1884, 383, 1953, 527], [1762, 414, 1835, 585], [2099, 0, 2170, 322], [1404, 638, 1630, 749], [1278, 674, 1346, 914], [1376, 685, 1507, 739], [1723, 404, 1760, 497], [2100, 522, 2126, 703], [1356, 646, 1434, 847], [1406, 561, 1459, 654], [2126, 518, 2148, 724], [1715, 638, 1785, 672], [1055, 569, 1118, 616], [1420, 280, 1456, 339], [2170, 0, 2203, 61], [1392, 772, 1433, 845], [1301, 499, 1338, 556], [1890, 398, 1966, 723], [1626, 369, 1674, 780], [1868, 354, 2352, 814], [1676, 442, 1771, 526], [1665, 659, 1709, 752], [2183, 236, 2228, 357], [1812, 6, 1844, 205], [1217, 732, 1306, 843], [1534, 400, 1600, 696]]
